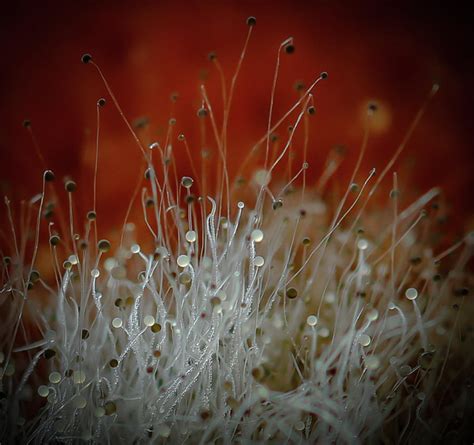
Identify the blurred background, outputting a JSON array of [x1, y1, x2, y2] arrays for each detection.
[[1, 0, 473, 239]]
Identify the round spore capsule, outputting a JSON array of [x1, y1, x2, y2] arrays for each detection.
[[81, 53, 92, 64], [177, 255, 190, 268], [144, 315, 155, 327], [181, 176, 194, 188], [357, 239, 369, 250], [246, 16, 257, 26], [359, 334, 371, 347], [73, 370, 86, 384], [74, 396, 87, 409], [284, 43, 295, 54], [405, 288, 418, 300], [151, 323, 162, 333], [365, 355, 380, 370], [37, 385, 49, 397], [251, 229, 264, 243], [98, 239, 111, 253], [65, 180, 77, 192], [49, 371, 62, 384], [112, 318, 123, 329], [254, 256, 265, 267], [185, 231, 197, 243], [44, 170, 55, 182], [104, 401, 116, 415], [197, 107, 208, 118]]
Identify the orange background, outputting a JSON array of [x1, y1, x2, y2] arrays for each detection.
[[1, 0, 473, 239]]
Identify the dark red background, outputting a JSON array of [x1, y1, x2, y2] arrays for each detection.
[[1, 0, 473, 239]]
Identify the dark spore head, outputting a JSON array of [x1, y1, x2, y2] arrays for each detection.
[[65, 180, 77, 193], [284, 43, 295, 54], [246, 16, 257, 27], [368, 102, 378, 113], [98, 239, 111, 253], [81, 53, 93, 64], [44, 170, 55, 182]]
